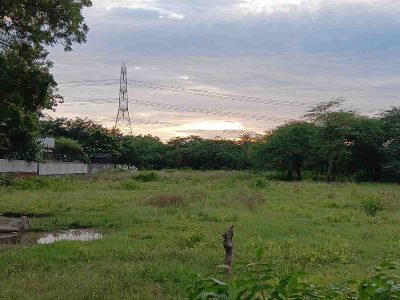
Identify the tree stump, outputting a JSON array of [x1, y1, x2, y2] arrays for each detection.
[[222, 225, 234, 276]]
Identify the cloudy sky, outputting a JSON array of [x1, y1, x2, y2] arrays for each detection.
[[49, 0, 400, 139]]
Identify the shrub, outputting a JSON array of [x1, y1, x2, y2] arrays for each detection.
[[0, 173, 16, 187], [249, 177, 270, 190], [54, 137, 87, 162], [187, 250, 400, 300], [145, 194, 186, 208], [178, 230, 205, 249], [360, 194, 383, 217], [120, 179, 141, 190], [14, 177, 51, 190], [132, 171, 158, 182]]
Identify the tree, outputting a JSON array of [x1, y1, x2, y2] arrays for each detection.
[[119, 135, 167, 170], [250, 122, 316, 180], [0, 0, 92, 160], [54, 137, 87, 162], [380, 107, 400, 182], [166, 136, 245, 170], [41, 118, 122, 162], [306, 98, 384, 182]]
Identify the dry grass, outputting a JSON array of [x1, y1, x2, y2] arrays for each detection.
[[236, 189, 266, 210], [144, 194, 186, 208], [183, 190, 207, 202], [379, 190, 400, 211], [327, 191, 336, 200]]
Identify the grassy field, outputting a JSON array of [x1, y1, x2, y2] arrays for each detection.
[[0, 170, 399, 299]]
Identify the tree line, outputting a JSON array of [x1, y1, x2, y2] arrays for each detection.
[[36, 98, 400, 183]]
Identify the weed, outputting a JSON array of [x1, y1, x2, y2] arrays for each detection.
[[132, 171, 158, 182], [0, 173, 16, 187], [236, 189, 266, 210], [120, 179, 141, 190], [145, 194, 186, 208], [379, 190, 400, 211], [184, 190, 206, 202], [249, 177, 270, 190], [360, 194, 383, 217], [178, 230, 205, 249], [328, 191, 336, 199]]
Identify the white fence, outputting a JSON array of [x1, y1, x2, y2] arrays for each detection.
[[0, 159, 37, 173], [0, 159, 113, 175], [38, 162, 88, 176]]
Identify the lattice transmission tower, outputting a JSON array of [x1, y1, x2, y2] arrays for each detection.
[[114, 62, 133, 135]]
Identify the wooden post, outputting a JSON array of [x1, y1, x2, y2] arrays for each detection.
[[222, 225, 234, 276]]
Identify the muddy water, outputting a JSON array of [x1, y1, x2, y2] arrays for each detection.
[[0, 229, 103, 246]]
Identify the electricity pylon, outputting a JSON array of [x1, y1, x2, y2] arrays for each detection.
[[114, 62, 132, 135]]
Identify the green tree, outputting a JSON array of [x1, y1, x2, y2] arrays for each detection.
[[119, 135, 167, 170], [0, 0, 92, 160], [250, 122, 316, 180], [54, 137, 87, 162], [380, 107, 400, 182], [306, 98, 384, 182], [306, 99, 357, 182], [41, 118, 122, 162], [166, 136, 245, 170]]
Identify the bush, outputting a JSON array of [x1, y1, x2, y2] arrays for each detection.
[[54, 137, 87, 162], [360, 194, 383, 217], [187, 250, 400, 300], [249, 177, 270, 190], [14, 177, 51, 190], [120, 179, 141, 190], [0, 173, 16, 187], [178, 230, 205, 249], [132, 171, 158, 182]]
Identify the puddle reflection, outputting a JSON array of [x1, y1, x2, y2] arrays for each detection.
[[0, 229, 103, 246]]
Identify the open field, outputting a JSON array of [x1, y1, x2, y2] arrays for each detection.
[[0, 170, 400, 299]]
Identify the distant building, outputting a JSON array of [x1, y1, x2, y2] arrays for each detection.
[[38, 137, 55, 150]]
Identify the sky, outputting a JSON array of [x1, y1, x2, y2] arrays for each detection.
[[49, 0, 400, 140]]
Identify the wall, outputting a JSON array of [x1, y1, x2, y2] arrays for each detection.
[[88, 163, 114, 174], [0, 159, 37, 174], [38, 162, 88, 176], [0, 159, 118, 176]]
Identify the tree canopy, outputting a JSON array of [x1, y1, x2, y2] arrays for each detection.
[[0, 0, 92, 160]]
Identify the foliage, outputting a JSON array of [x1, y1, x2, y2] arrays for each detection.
[[0, 173, 15, 187], [37, 100, 400, 183], [119, 179, 141, 190], [166, 136, 248, 170], [0, 0, 92, 159], [119, 135, 166, 169], [380, 107, 400, 181], [188, 250, 400, 300], [54, 137, 87, 162], [250, 122, 316, 180], [41, 117, 121, 162], [132, 171, 158, 182], [359, 194, 383, 217]]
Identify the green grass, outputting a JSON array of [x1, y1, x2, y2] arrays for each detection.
[[0, 170, 399, 299]]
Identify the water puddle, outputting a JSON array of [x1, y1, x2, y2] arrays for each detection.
[[0, 229, 103, 246]]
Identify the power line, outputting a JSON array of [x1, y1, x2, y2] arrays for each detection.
[[62, 97, 292, 123], [59, 79, 315, 108], [59, 78, 381, 114]]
